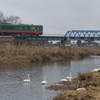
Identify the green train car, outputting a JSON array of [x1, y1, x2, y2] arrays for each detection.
[[0, 24, 43, 35]]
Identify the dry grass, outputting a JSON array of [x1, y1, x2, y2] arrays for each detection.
[[71, 46, 100, 59], [53, 86, 100, 100], [0, 41, 100, 65]]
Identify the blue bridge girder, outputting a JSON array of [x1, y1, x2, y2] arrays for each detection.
[[65, 30, 100, 40]]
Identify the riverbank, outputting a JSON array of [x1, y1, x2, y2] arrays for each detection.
[[47, 71, 100, 100], [0, 42, 100, 65]]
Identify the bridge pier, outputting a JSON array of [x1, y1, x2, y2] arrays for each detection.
[[77, 40, 82, 46]]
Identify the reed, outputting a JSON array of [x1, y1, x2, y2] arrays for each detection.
[[0, 43, 100, 64]]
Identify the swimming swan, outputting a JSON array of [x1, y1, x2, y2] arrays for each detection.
[[41, 77, 47, 85], [23, 74, 31, 83]]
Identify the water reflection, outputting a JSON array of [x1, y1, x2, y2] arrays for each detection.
[[0, 56, 99, 100]]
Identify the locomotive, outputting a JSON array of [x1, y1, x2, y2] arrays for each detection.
[[0, 24, 43, 36]]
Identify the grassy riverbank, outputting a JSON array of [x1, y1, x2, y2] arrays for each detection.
[[47, 71, 100, 100], [0, 42, 100, 65]]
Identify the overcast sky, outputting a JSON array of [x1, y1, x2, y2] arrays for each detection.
[[0, 0, 100, 34]]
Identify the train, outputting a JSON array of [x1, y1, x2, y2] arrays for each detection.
[[0, 24, 43, 36]]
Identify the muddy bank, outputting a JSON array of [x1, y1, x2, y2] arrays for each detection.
[[47, 71, 100, 100], [0, 43, 100, 65]]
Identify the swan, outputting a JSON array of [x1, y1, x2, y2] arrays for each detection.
[[41, 77, 47, 85], [60, 78, 68, 82], [77, 88, 86, 91], [91, 65, 100, 72], [23, 74, 31, 83], [61, 72, 72, 82], [66, 72, 72, 81]]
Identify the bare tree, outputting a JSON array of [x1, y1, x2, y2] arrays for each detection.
[[0, 11, 22, 24], [0, 11, 6, 24], [6, 16, 22, 24]]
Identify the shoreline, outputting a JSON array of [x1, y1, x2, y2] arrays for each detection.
[[46, 71, 100, 100]]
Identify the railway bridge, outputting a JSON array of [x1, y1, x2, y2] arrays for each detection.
[[13, 30, 100, 41]]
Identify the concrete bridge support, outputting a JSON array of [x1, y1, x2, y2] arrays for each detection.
[[77, 40, 82, 46]]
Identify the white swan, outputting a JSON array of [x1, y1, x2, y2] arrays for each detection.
[[41, 77, 47, 85], [61, 72, 72, 82], [91, 65, 100, 72], [23, 74, 31, 83], [77, 88, 86, 91], [60, 78, 68, 82], [66, 72, 72, 81]]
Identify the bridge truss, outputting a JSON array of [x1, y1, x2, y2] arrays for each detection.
[[65, 30, 100, 40]]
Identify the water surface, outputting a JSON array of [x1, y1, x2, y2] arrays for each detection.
[[0, 56, 99, 100]]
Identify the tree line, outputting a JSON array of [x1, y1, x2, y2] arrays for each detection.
[[0, 11, 21, 24]]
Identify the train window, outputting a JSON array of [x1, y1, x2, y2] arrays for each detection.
[[15, 26, 18, 30], [18, 27, 23, 30], [11, 26, 13, 30], [24, 27, 29, 30], [1, 26, 3, 29], [8, 26, 11, 30], [39, 27, 40, 31], [11, 26, 14, 30], [2, 26, 6, 30], [0, 26, 3, 29], [8, 26, 10, 30], [6, 26, 8, 30], [2, 26, 4, 29], [6, 26, 11, 30]]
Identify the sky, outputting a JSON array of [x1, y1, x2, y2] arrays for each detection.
[[0, 0, 100, 35]]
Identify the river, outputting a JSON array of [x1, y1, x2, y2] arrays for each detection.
[[0, 56, 99, 100]]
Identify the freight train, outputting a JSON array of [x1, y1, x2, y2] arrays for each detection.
[[0, 24, 43, 36]]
